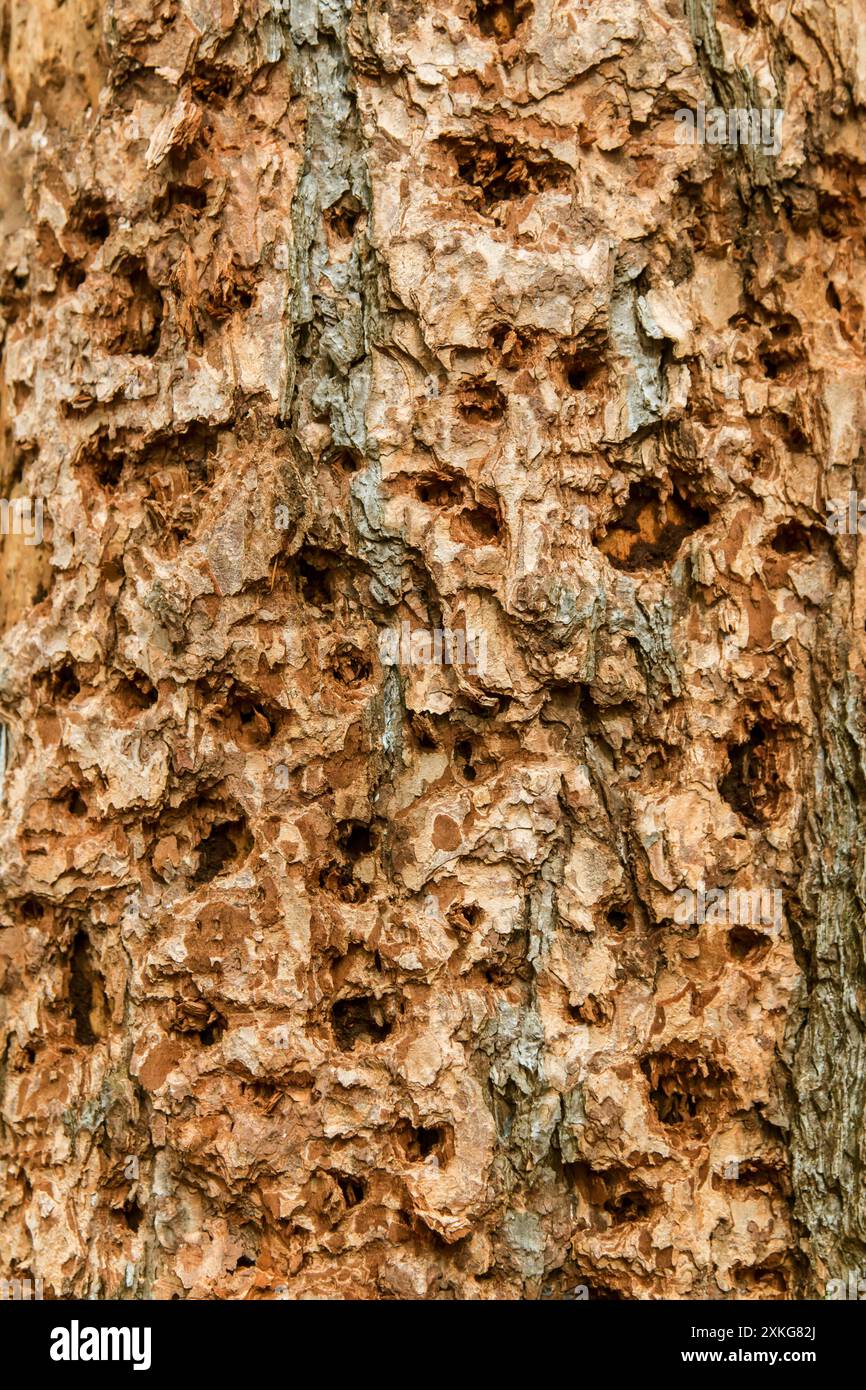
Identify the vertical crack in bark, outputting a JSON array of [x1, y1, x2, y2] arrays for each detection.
[[284, 0, 372, 458]]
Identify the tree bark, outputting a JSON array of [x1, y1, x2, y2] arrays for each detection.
[[1, 0, 865, 1300]]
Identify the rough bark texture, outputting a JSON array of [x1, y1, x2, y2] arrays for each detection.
[[1, 0, 865, 1301]]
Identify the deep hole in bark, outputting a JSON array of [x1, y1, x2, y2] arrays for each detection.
[[454, 737, 476, 780], [733, 1159, 790, 1195], [577, 684, 603, 728], [409, 712, 439, 748], [199, 1018, 225, 1046], [121, 1199, 143, 1232], [38, 661, 80, 703], [641, 1051, 729, 1127], [456, 378, 506, 422], [597, 480, 709, 571], [190, 62, 234, 103], [193, 817, 253, 882], [331, 995, 393, 1050], [317, 861, 370, 903], [451, 502, 501, 546], [488, 321, 538, 367], [606, 903, 632, 933], [566, 1162, 655, 1224], [562, 350, 601, 392], [94, 450, 124, 489], [771, 520, 813, 555], [581, 1281, 626, 1301], [415, 474, 464, 508], [156, 183, 208, 216], [64, 788, 88, 817], [297, 550, 333, 608], [731, 0, 758, 27], [473, 0, 532, 42], [333, 1172, 366, 1207], [329, 447, 362, 473], [727, 925, 771, 959], [62, 263, 87, 291], [115, 672, 158, 711], [71, 193, 111, 244], [760, 348, 794, 379], [240, 1078, 284, 1111], [110, 258, 163, 356], [759, 323, 803, 381], [77, 422, 221, 498], [226, 687, 280, 749], [68, 931, 107, 1046], [395, 1121, 453, 1162], [337, 820, 376, 859], [328, 644, 372, 687], [718, 721, 785, 823], [605, 1187, 653, 1222], [440, 133, 570, 209], [446, 900, 482, 934], [323, 193, 363, 244], [785, 423, 810, 451], [236, 697, 273, 741], [200, 678, 280, 749]]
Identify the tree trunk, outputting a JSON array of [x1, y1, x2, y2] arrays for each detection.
[[1, 0, 865, 1300]]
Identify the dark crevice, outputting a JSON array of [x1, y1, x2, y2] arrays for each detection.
[[456, 378, 506, 422], [597, 480, 709, 571], [718, 721, 786, 823], [337, 821, 376, 859], [193, 817, 253, 883], [395, 1121, 453, 1163], [331, 996, 393, 1050], [439, 133, 570, 210], [68, 932, 107, 1046], [328, 644, 372, 687], [728, 925, 771, 959], [473, 0, 532, 41], [641, 1051, 730, 1127]]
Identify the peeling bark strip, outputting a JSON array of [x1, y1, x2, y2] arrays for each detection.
[[0, 0, 864, 1301]]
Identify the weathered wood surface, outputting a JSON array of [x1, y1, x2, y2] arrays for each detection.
[[0, 0, 864, 1299]]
